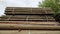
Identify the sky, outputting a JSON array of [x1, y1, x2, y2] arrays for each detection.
[[0, 0, 42, 16]]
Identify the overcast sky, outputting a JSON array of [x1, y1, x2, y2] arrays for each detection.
[[0, 0, 42, 16]]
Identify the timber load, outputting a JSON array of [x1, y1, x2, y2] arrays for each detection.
[[0, 15, 55, 21], [5, 7, 53, 15], [0, 7, 59, 30]]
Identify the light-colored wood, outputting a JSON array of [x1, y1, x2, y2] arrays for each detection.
[[29, 30, 60, 34], [0, 21, 58, 25], [0, 24, 60, 30], [0, 30, 19, 34], [0, 30, 60, 34]]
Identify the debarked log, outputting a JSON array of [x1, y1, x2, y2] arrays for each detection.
[[0, 21, 58, 25], [5, 12, 53, 15], [0, 24, 60, 30]]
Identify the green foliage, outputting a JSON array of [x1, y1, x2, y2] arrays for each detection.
[[38, 0, 60, 16]]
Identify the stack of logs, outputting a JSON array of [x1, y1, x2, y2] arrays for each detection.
[[0, 7, 60, 34], [0, 7, 55, 21]]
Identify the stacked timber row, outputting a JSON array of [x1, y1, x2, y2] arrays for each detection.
[[0, 15, 55, 21], [5, 7, 53, 15], [0, 7, 55, 21], [0, 7, 60, 30]]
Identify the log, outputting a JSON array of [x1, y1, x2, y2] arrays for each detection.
[[0, 18, 55, 21], [0, 30, 60, 34], [5, 7, 52, 12], [0, 15, 54, 19], [0, 21, 58, 25], [5, 11, 53, 15], [0, 24, 60, 30], [6, 7, 51, 10]]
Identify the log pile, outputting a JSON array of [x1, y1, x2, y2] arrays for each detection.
[[0, 7, 59, 30], [0, 15, 55, 21], [5, 7, 53, 15]]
